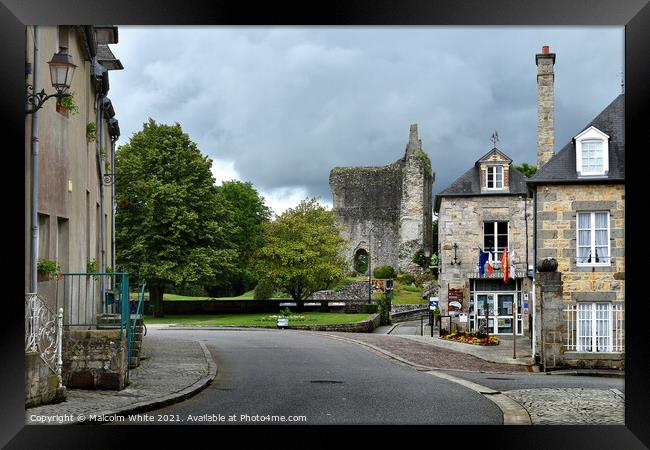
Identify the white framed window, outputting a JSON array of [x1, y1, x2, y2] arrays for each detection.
[[486, 166, 504, 189], [577, 303, 613, 352], [483, 221, 508, 263], [575, 126, 609, 177], [581, 140, 604, 173], [576, 212, 610, 266]]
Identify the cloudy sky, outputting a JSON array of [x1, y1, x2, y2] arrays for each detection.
[[108, 27, 623, 216]]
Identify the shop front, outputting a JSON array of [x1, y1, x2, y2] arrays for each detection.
[[467, 276, 527, 335]]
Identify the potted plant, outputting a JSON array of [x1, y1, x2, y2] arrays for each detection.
[[86, 258, 98, 281], [86, 122, 97, 142], [56, 91, 79, 116], [37, 258, 61, 282]]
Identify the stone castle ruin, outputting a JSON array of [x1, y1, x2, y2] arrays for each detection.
[[329, 124, 434, 275]]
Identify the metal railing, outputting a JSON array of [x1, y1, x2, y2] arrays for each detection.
[[25, 293, 63, 387], [127, 283, 146, 382], [54, 272, 130, 338], [564, 302, 624, 353]]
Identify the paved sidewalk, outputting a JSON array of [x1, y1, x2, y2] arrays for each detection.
[[325, 332, 530, 373], [504, 388, 625, 425], [400, 334, 534, 366], [383, 319, 534, 366], [25, 334, 217, 424]]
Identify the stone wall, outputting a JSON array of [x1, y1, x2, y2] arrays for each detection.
[[437, 194, 534, 320], [390, 307, 429, 323], [330, 162, 403, 271], [535, 272, 624, 371], [535, 184, 625, 303], [25, 352, 66, 408], [329, 124, 433, 275], [310, 281, 369, 302], [391, 304, 427, 314], [62, 329, 128, 390]]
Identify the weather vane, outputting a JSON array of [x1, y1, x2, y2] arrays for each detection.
[[490, 131, 499, 147]]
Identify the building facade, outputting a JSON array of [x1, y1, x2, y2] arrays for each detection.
[[435, 148, 534, 335], [329, 124, 434, 274], [25, 25, 123, 406], [528, 46, 624, 370], [529, 94, 625, 369]]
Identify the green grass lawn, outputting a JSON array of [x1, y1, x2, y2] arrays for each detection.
[[144, 312, 373, 326]]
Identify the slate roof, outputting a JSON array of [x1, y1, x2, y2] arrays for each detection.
[[434, 149, 529, 212], [528, 94, 625, 184], [96, 44, 124, 70]]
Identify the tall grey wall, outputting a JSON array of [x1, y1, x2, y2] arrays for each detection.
[[330, 124, 434, 274]]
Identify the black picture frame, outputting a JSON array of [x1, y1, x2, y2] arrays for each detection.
[[4, 0, 648, 447]]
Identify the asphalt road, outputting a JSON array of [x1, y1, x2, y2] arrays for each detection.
[[122, 328, 504, 425]]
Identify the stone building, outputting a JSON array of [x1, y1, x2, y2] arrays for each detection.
[[528, 48, 625, 370], [329, 124, 434, 275], [435, 147, 534, 336], [25, 26, 124, 406]]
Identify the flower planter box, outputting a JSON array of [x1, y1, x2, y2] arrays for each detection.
[[442, 333, 499, 346]]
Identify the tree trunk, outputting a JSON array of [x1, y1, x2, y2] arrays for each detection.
[[151, 285, 165, 317], [289, 290, 304, 311]]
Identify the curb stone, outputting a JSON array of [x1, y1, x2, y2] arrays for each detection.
[[424, 371, 531, 425], [82, 341, 217, 425]]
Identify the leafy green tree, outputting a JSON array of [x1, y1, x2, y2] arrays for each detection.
[[209, 180, 271, 296], [432, 218, 438, 254], [513, 162, 537, 178], [254, 198, 347, 307], [115, 119, 239, 316], [412, 249, 429, 268]]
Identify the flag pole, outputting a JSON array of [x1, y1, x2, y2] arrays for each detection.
[[512, 248, 517, 359]]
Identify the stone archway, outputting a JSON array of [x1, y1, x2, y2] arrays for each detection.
[[353, 248, 369, 275]]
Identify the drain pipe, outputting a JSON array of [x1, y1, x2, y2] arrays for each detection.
[[98, 100, 106, 276], [111, 135, 116, 274], [532, 188, 538, 359], [29, 26, 41, 294]]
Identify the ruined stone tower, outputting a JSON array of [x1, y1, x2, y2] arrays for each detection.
[[329, 124, 434, 275]]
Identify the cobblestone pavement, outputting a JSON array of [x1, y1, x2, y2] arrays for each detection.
[[504, 388, 625, 425], [25, 335, 213, 424], [326, 332, 530, 373]]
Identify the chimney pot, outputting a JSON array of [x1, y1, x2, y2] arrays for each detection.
[[542, 45, 549, 54]]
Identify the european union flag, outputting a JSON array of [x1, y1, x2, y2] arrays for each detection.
[[478, 248, 489, 277]]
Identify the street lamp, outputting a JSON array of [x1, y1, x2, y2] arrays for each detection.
[[26, 46, 77, 114]]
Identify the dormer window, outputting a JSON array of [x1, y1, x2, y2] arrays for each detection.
[[575, 126, 609, 177], [487, 166, 504, 189], [581, 140, 603, 173]]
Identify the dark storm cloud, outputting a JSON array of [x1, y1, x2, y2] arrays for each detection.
[[108, 26, 623, 213]]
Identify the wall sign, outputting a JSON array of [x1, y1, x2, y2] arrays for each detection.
[[448, 288, 464, 315]]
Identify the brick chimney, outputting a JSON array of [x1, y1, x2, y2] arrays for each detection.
[[536, 45, 556, 169]]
